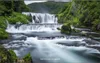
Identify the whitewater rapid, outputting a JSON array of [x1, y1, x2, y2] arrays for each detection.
[[3, 12, 100, 63]]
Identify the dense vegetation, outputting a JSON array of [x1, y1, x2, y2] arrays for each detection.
[[0, 0, 30, 39], [57, 0, 100, 34], [28, 2, 66, 14], [6, 12, 29, 24], [0, 0, 29, 16], [23, 53, 33, 63], [0, 45, 17, 63], [0, 45, 32, 63], [0, 0, 33, 63], [28, 0, 100, 34]]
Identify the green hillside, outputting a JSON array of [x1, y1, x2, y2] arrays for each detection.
[[28, 2, 67, 14], [57, 0, 100, 33]]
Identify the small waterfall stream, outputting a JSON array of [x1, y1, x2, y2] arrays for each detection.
[[3, 12, 100, 63], [22, 12, 58, 24]]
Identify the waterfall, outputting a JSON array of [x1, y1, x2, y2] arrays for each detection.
[[6, 24, 62, 33], [6, 12, 62, 33], [22, 12, 58, 24], [4, 12, 100, 63]]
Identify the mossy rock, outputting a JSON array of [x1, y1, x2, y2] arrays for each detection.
[[0, 45, 17, 63], [61, 23, 71, 34]]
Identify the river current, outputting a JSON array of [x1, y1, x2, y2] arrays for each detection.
[[3, 12, 100, 63]]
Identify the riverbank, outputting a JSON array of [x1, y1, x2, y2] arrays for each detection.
[[0, 45, 32, 63], [60, 24, 100, 41], [0, 12, 31, 40]]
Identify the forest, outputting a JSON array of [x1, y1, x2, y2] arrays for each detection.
[[0, 0, 32, 63], [28, 2, 66, 14], [58, 0, 100, 34], [0, 0, 30, 39]]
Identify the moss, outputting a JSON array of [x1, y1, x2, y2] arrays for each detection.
[[0, 45, 15, 63], [8, 50, 17, 62], [0, 16, 9, 40], [0, 28, 9, 40], [92, 19, 100, 31], [0, 16, 7, 29], [6, 12, 29, 24], [23, 53, 32, 63], [61, 23, 71, 34], [0, 45, 33, 63]]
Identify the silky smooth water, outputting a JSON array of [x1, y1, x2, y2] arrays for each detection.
[[4, 13, 100, 63]]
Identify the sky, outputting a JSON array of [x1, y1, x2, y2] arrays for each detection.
[[24, 0, 71, 5]]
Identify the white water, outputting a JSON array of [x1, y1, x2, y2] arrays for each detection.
[[22, 12, 58, 24], [6, 24, 62, 33], [3, 37, 99, 63], [6, 13, 62, 33], [4, 12, 100, 63]]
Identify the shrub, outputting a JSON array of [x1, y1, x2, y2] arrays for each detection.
[[0, 28, 9, 39], [0, 16, 7, 29], [92, 19, 100, 31], [7, 12, 29, 24], [0, 45, 14, 63], [61, 23, 71, 34], [8, 50, 17, 62], [23, 53, 32, 63]]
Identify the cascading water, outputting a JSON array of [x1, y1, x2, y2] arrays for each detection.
[[22, 12, 58, 24], [6, 12, 61, 33], [3, 12, 100, 63], [6, 24, 62, 33]]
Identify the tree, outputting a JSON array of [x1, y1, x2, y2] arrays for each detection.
[[58, 0, 100, 31]]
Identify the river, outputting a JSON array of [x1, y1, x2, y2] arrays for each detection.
[[2, 12, 100, 63]]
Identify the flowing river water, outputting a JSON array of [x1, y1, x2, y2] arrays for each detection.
[[2, 12, 100, 63]]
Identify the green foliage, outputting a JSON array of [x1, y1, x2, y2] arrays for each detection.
[[6, 12, 29, 24], [0, 3, 7, 16], [0, 0, 29, 16], [57, 2, 73, 23], [0, 16, 7, 29], [0, 0, 30, 39], [0, 12, 30, 39], [61, 23, 71, 34], [0, 16, 9, 40], [0, 45, 14, 63], [58, 0, 100, 32], [23, 53, 32, 63], [92, 19, 100, 31], [0, 45, 33, 63], [13, 0, 30, 12], [0, 28, 8, 39], [8, 50, 17, 62], [28, 2, 66, 14], [72, 17, 81, 27]]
